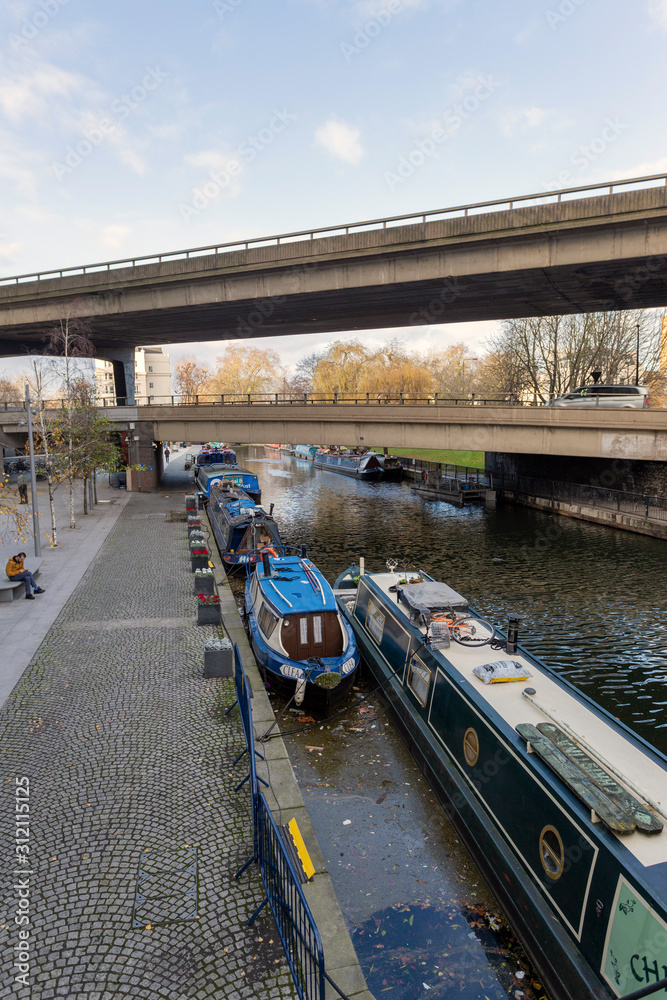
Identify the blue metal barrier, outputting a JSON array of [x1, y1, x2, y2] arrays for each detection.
[[227, 644, 350, 1000], [248, 792, 325, 1000], [226, 644, 267, 876]]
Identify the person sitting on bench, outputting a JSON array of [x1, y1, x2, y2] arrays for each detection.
[[5, 553, 45, 600]]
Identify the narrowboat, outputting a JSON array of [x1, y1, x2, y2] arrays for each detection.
[[293, 444, 319, 461], [195, 445, 238, 469], [207, 483, 282, 573], [195, 464, 261, 502], [314, 448, 383, 481], [244, 546, 359, 712], [369, 452, 404, 481], [333, 561, 667, 1000], [264, 444, 282, 456]]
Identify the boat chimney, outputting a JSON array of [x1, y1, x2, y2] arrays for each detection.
[[506, 613, 520, 655], [262, 551, 272, 577], [359, 557, 365, 576], [300, 544, 307, 558], [269, 503, 275, 516]]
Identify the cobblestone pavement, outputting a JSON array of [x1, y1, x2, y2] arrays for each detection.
[[0, 492, 297, 1000]]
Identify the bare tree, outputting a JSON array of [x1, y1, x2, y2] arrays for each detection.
[[174, 357, 211, 402], [204, 345, 282, 397], [43, 314, 94, 529], [487, 309, 660, 403]]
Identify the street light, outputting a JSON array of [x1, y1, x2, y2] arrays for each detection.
[[636, 322, 640, 386], [24, 384, 41, 558]]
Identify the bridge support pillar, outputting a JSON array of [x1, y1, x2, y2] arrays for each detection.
[[97, 348, 136, 405], [126, 420, 159, 492]]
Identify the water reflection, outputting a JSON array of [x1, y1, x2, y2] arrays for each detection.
[[243, 447, 667, 753]]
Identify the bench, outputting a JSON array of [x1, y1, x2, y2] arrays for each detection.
[[0, 558, 44, 602]]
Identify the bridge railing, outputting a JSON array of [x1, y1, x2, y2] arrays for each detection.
[[98, 391, 523, 407], [1, 171, 665, 285]]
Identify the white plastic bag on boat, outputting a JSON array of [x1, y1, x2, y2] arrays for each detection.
[[472, 660, 531, 685]]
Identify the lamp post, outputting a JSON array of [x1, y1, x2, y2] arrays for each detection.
[[635, 322, 640, 386], [24, 384, 41, 558]]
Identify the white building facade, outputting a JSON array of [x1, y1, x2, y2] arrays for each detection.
[[95, 347, 172, 403]]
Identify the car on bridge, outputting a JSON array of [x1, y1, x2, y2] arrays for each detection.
[[546, 384, 650, 408]]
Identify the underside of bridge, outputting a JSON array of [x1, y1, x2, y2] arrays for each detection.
[[1, 185, 666, 358]]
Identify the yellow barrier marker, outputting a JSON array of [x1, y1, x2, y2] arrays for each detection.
[[287, 818, 315, 881]]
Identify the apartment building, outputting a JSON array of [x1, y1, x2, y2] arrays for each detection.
[[95, 347, 172, 403]]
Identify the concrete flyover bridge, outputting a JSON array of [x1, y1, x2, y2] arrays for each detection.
[[1, 172, 667, 402]]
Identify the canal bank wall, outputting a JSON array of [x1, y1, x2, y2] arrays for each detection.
[[496, 488, 667, 540], [205, 509, 375, 1000]]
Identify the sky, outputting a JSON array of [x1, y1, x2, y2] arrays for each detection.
[[1, 0, 666, 378]]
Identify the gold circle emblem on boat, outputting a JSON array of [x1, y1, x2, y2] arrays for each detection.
[[463, 727, 479, 766], [539, 825, 565, 880]]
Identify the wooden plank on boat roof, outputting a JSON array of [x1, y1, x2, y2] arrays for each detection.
[[516, 724, 636, 835], [536, 723, 663, 834]]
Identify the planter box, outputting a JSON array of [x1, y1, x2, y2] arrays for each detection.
[[185, 494, 197, 511], [191, 553, 210, 571], [197, 604, 221, 625], [189, 538, 206, 552], [194, 575, 216, 596], [203, 647, 233, 677], [187, 523, 202, 538]]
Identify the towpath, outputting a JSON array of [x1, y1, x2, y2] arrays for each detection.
[[0, 484, 298, 999]]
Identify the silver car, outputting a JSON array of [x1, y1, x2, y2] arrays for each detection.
[[546, 384, 650, 408]]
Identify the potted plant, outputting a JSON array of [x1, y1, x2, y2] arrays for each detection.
[[191, 547, 211, 571], [189, 533, 206, 550], [187, 518, 202, 537], [197, 593, 221, 625], [185, 493, 197, 512], [203, 636, 233, 677], [194, 567, 216, 596]]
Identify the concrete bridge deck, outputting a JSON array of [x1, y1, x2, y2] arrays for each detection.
[[4, 401, 667, 461]]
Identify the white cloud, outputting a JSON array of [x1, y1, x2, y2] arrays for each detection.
[[0, 241, 24, 262], [648, 0, 667, 27], [0, 64, 83, 124], [101, 225, 130, 250], [315, 118, 363, 165], [499, 105, 551, 137]]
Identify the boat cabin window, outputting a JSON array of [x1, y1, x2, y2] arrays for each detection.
[[365, 601, 385, 644], [539, 826, 565, 881], [281, 612, 344, 659], [258, 603, 278, 639], [407, 654, 431, 707], [250, 574, 260, 607]]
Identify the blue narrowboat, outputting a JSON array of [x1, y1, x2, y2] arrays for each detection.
[[334, 562, 667, 1000], [314, 449, 382, 480], [244, 547, 359, 712], [195, 464, 261, 502], [195, 445, 238, 468], [207, 484, 282, 573], [293, 444, 319, 461]]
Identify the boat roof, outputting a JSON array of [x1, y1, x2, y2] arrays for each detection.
[[361, 570, 667, 871], [257, 556, 336, 614], [198, 464, 257, 479]]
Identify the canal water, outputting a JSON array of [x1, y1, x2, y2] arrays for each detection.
[[231, 448, 667, 999]]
